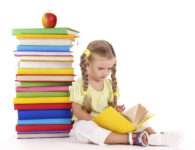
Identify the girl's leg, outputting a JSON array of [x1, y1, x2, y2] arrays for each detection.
[[149, 130, 184, 146], [141, 126, 184, 146], [144, 127, 156, 135], [71, 120, 111, 145], [104, 132, 129, 144], [72, 120, 148, 146]]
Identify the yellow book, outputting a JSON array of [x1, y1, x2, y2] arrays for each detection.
[[14, 97, 70, 104], [17, 68, 74, 75], [16, 34, 76, 39], [92, 104, 154, 133]]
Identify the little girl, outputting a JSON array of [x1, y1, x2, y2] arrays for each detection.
[[70, 40, 183, 146]]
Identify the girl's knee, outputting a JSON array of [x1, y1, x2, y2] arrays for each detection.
[[73, 120, 98, 135]]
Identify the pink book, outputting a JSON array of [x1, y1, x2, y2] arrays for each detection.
[[16, 86, 69, 92]]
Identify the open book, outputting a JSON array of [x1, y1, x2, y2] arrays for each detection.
[[92, 104, 154, 133]]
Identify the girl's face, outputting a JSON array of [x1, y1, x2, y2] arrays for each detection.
[[87, 57, 116, 81]]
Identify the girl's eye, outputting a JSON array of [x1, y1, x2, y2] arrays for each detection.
[[98, 68, 104, 70]]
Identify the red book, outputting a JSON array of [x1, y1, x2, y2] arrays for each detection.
[[14, 103, 72, 110], [16, 124, 73, 131]]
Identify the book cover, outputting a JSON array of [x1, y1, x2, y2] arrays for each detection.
[[19, 38, 73, 46], [92, 104, 154, 133], [16, 124, 73, 131], [19, 61, 73, 69], [14, 103, 72, 110], [14, 51, 73, 56], [17, 130, 70, 134], [17, 45, 71, 52], [12, 27, 80, 36], [17, 68, 74, 75], [16, 86, 69, 92], [18, 109, 71, 120], [16, 74, 75, 82], [17, 133, 69, 139], [15, 81, 72, 87], [13, 97, 70, 104], [20, 56, 74, 61], [17, 118, 72, 125], [16, 34, 76, 39], [16, 91, 70, 98]]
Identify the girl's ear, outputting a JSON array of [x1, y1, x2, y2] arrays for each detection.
[[86, 60, 90, 68]]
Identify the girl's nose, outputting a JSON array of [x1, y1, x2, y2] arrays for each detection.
[[103, 70, 109, 76]]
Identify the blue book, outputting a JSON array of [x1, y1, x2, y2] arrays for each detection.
[[17, 118, 72, 125], [17, 45, 71, 52], [18, 109, 71, 120]]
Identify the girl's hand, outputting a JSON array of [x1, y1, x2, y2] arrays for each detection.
[[114, 104, 126, 113]]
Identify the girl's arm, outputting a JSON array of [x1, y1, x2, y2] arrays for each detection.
[[72, 102, 94, 121]]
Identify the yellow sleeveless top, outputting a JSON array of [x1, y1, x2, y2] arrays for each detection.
[[70, 77, 120, 121]]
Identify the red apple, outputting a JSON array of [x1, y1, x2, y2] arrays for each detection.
[[42, 12, 57, 28]]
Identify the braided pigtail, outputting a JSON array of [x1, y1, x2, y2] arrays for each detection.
[[111, 62, 118, 107], [80, 54, 92, 113]]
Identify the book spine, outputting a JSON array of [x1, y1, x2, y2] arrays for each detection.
[[17, 118, 72, 125], [13, 97, 70, 104], [17, 82, 72, 87], [16, 124, 73, 131], [18, 109, 71, 119], [19, 61, 73, 69], [17, 45, 71, 52], [17, 68, 74, 75], [12, 28, 68, 35], [14, 103, 72, 110], [16, 91, 70, 98], [16, 86, 69, 92]]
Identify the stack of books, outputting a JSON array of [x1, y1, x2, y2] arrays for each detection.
[[12, 27, 79, 139]]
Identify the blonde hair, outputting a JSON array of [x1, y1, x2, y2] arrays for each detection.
[[80, 40, 118, 113]]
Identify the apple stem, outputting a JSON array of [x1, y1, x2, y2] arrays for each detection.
[[49, 10, 50, 13]]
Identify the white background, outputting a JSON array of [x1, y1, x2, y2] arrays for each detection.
[[0, 0, 195, 149]]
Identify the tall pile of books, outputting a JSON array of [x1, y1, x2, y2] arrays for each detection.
[[12, 27, 79, 139]]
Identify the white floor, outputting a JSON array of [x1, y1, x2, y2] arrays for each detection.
[[1, 134, 195, 150]]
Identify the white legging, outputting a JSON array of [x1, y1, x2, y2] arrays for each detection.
[[71, 120, 150, 145]]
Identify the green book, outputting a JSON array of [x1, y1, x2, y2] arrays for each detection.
[[12, 27, 80, 36], [15, 82, 72, 87], [16, 91, 70, 98]]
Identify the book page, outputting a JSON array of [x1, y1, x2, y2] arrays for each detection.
[[123, 103, 150, 127]]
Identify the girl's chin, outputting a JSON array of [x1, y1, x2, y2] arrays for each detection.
[[89, 76, 105, 81], [96, 77, 105, 81]]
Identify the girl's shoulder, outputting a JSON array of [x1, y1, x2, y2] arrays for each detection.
[[73, 77, 83, 85], [104, 78, 113, 89], [71, 77, 83, 89]]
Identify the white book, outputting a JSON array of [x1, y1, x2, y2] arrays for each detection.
[[19, 38, 73, 46], [16, 75, 74, 81], [19, 61, 73, 68], [14, 51, 72, 56], [20, 56, 74, 61]]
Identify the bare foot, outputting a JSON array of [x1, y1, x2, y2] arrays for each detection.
[[142, 133, 148, 145], [144, 127, 156, 135]]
